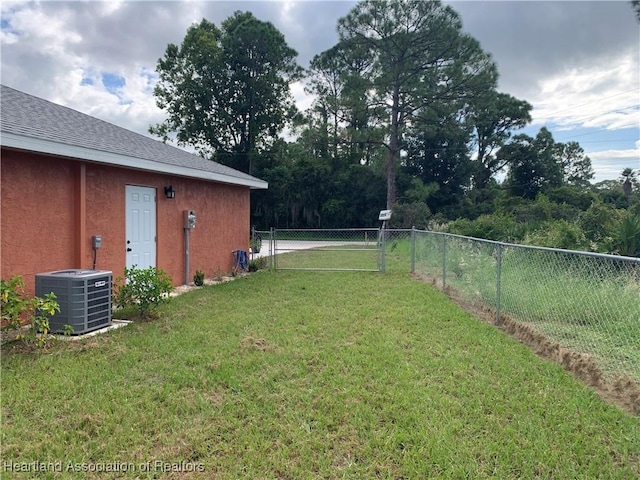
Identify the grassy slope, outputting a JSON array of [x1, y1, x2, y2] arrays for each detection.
[[2, 270, 639, 479]]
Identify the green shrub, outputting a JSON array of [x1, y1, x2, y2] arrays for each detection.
[[114, 266, 173, 319], [510, 194, 553, 225], [615, 213, 640, 257], [29, 293, 60, 348], [1, 275, 29, 331], [248, 257, 268, 272], [1, 274, 60, 348], [524, 220, 587, 250], [545, 185, 597, 211], [448, 214, 524, 243], [193, 269, 205, 286], [578, 201, 622, 247]]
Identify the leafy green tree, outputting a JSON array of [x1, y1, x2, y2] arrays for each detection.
[[469, 91, 532, 189], [545, 185, 596, 211], [402, 107, 474, 216], [501, 134, 541, 199], [593, 179, 630, 209], [509, 193, 554, 225], [251, 139, 301, 228], [306, 41, 381, 167], [306, 50, 343, 163], [389, 202, 432, 229], [251, 135, 386, 229], [620, 167, 639, 199], [403, 178, 439, 205], [500, 128, 592, 196], [458, 181, 505, 220], [503, 128, 564, 199], [289, 154, 332, 227], [327, 163, 386, 227], [334, 0, 497, 209], [556, 141, 594, 187], [151, 13, 302, 174]]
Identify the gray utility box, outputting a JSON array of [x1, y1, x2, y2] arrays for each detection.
[[35, 269, 112, 335]]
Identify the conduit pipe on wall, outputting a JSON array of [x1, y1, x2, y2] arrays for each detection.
[[184, 226, 190, 286], [183, 210, 196, 285]]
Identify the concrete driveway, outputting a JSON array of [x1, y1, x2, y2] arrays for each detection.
[[250, 240, 373, 259]]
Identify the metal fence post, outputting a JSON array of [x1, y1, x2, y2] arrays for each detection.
[[271, 227, 276, 271], [381, 226, 387, 273], [442, 234, 447, 292], [376, 228, 382, 272], [496, 243, 502, 326], [410, 226, 416, 274]]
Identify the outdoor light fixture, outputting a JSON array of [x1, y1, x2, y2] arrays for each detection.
[[164, 186, 176, 199]]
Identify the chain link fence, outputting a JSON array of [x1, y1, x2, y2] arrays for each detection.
[[412, 230, 640, 384], [256, 227, 638, 384]]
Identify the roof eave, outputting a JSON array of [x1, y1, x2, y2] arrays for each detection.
[[0, 132, 269, 190]]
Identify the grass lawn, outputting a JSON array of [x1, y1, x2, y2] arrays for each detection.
[[2, 269, 639, 479], [274, 245, 379, 271]]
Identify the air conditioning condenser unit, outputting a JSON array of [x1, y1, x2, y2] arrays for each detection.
[[35, 269, 112, 335]]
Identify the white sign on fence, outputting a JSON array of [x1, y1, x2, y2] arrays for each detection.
[[378, 210, 392, 221]]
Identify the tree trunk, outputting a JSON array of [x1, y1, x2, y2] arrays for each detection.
[[387, 84, 401, 210]]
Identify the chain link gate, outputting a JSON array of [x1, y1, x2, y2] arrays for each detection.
[[255, 228, 383, 272]]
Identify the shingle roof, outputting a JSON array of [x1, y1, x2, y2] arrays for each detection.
[[0, 85, 267, 189]]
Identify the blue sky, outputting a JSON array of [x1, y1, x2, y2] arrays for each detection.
[[1, 0, 638, 183]]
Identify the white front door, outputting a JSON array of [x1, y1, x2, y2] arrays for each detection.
[[125, 185, 156, 269]]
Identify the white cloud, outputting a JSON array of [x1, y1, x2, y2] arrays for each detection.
[[98, 0, 124, 16], [9, 3, 82, 54], [1, 0, 638, 183], [589, 140, 640, 161], [587, 140, 640, 183], [530, 49, 639, 132], [291, 80, 313, 113]]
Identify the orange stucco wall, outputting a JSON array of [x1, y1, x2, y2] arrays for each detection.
[[1, 148, 251, 296]]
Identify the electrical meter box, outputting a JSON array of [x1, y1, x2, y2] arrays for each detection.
[[184, 210, 196, 229]]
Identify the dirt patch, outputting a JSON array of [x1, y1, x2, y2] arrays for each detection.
[[412, 273, 640, 416], [240, 335, 276, 352]]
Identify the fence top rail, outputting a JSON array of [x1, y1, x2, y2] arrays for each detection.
[[273, 228, 380, 232], [412, 229, 640, 264]]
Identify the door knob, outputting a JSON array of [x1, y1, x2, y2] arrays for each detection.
[[127, 248, 132, 252]]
